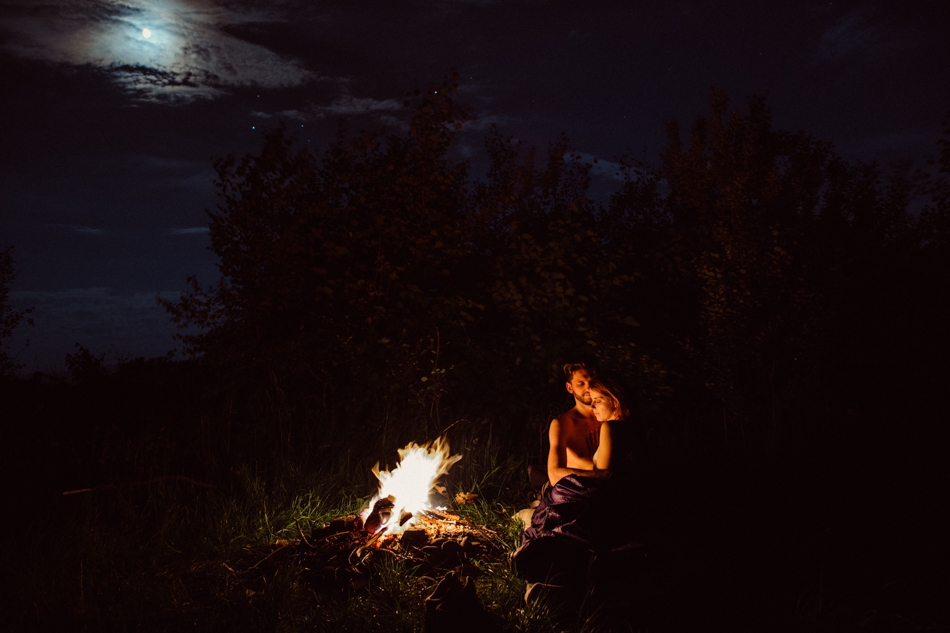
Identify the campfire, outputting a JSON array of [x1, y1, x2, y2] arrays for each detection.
[[229, 434, 507, 629], [361, 436, 463, 539]]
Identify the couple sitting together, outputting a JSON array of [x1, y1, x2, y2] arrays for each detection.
[[513, 362, 648, 587]]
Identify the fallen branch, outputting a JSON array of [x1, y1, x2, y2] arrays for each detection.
[[247, 541, 292, 571], [294, 518, 314, 548], [62, 475, 213, 496]]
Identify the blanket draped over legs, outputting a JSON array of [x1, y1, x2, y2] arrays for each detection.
[[511, 474, 651, 601]]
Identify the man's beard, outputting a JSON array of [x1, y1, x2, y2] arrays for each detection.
[[576, 392, 592, 406]]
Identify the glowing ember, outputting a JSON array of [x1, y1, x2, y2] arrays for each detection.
[[361, 436, 462, 537]]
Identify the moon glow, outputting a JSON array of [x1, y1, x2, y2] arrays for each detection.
[[142, 28, 152, 39]]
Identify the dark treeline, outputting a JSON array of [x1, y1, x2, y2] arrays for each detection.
[[2, 75, 948, 478], [150, 75, 949, 461], [0, 245, 33, 377]]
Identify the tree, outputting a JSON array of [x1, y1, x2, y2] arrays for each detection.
[[164, 79, 940, 451], [161, 75, 631, 435], [0, 247, 32, 377], [162, 76, 490, 432], [603, 89, 942, 445]]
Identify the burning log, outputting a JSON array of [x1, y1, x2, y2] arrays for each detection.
[[363, 495, 395, 534], [309, 514, 362, 543]]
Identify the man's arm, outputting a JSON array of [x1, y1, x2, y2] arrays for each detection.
[[547, 418, 608, 486]]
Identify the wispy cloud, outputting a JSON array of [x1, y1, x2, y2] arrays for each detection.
[[135, 154, 215, 192], [574, 152, 625, 181], [251, 109, 308, 120], [169, 226, 209, 234], [6, 287, 185, 371], [837, 130, 938, 160], [816, 7, 911, 63], [311, 93, 405, 119], [441, 0, 502, 5], [247, 92, 407, 128], [462, 112, 516, 132], [49, 224, 107, 235], [246, 74, 511, 135], [0, 0, 318, 103]]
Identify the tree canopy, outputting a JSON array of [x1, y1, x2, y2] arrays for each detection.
[[163, 77, 950, 448]]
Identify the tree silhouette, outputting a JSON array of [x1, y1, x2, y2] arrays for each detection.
[[162, 80, 945, 447], [602, 90, 941, 444], [0, 247, 32, 377]]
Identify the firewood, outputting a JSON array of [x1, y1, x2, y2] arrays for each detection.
[[363, 495, 395, 534]]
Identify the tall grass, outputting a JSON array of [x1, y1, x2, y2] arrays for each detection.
[[2, 368, 946, 632], [2, 393, 550, 632]]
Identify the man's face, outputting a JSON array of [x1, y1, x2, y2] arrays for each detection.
[[566, 370, 592, 406]]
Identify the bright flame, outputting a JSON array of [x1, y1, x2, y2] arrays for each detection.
[[361, 436, 462, 537]]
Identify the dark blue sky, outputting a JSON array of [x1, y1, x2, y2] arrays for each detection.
[[2, 0, 948, 371]]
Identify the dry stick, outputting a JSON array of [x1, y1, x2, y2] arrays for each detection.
[[294, 518, 314, 548], [247, 542, 292, 571], [62, 475, 213, 496], [361, 528, 386, 551]]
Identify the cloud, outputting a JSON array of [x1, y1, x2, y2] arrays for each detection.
[[837, 130, 938, 160], [816, 7, 910, 62], [169, 226, 209, 234], [311, 93, 405, 119], [440, 0, 502, 5], [6, 287, 185, 372], [0, 0, 318, 103], [462, 112, 516, 132], [49, 224, 108, 235], [248, 92, 407, 127], [135, 154, 215, 191], [251, 109, 308, 120], [573, 152, 625, 181]]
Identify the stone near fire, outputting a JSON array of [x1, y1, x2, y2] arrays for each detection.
[[400, 528, 428, 549]]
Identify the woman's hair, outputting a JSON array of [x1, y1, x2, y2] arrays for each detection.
[[588, 376, 631, 420]]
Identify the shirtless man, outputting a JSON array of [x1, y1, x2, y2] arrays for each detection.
[[547, 362, 611, 486]]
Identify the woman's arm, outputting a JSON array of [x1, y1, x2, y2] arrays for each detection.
[[593, 421, 617, 471]]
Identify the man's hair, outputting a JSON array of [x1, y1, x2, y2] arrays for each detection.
[[588, 376, 632, 420], [563, 362, 594, 381]]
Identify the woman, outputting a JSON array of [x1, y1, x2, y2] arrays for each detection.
[[590, 376, 634, 477]]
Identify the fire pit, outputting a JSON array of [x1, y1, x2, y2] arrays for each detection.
[[237, 436, 507, 596], [361, 436, 462, 542]]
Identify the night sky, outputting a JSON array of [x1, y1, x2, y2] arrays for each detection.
[[2, 0, 948, 372]]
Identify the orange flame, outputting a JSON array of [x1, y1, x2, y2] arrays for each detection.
[[361, 436, 462, 536]]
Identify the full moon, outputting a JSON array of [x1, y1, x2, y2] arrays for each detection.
[[142, 28, 152, 39]]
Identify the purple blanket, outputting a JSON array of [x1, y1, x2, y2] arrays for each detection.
[[520, 475, 607, 546], [512, 474, 649, 583]]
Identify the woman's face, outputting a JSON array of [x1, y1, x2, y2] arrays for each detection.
[[590, 388, 619, 422]]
